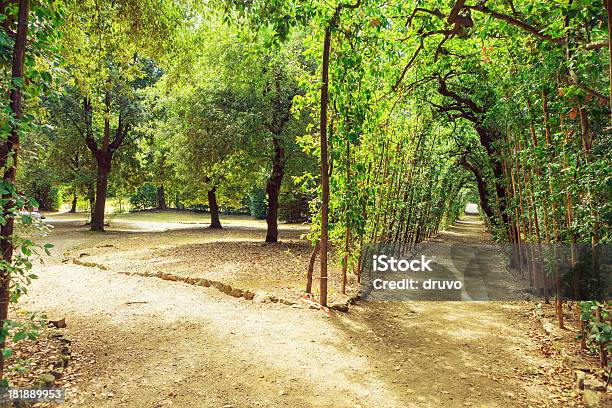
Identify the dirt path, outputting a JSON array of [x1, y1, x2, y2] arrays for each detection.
[[22, 214, 580, 407]]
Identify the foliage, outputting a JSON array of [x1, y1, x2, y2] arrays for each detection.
[[249, 187, 267, 219], [226, 0, 611, 356], [129, 183, 159, 210], [279, 187, 310, 223], [581, 301, 612, 365], [0, 0, 62, 383], [0, 185, 53, 385]]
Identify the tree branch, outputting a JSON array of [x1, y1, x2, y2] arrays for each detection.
[[585, 39, 609, 50], [465, 3, 566, 44], [83, 97, 98, 154], [406, 7, 445, 27], [392, 40, 424, 92], [437, 73, 484, 115]]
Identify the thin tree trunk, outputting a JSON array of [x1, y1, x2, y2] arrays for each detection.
[[306, 240, 320, 295], [69, 193, 78, 213], [0, 0, 29, 382], [265, 138, 284, 243], [207, 188, 222, 229], [88, 188, 95, 222], [91, 161, 110, 231], [341, 139, 351, 294], [157, 184, 167, 210], [316, 0, 361, 307], [318, 24, 333, 307], [607, 0, 612, 121]]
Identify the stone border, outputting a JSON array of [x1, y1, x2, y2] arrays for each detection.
[[119, 270, 364, 315], [67, 255, 360, 314], [120, 270, 299, 305], [39, 331, 72, 388]]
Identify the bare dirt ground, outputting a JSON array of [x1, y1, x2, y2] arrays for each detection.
[[16, 211, 586, 407], [48, 211, 353, 303]]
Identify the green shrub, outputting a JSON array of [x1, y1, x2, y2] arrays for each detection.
[[249, 187, 267, 219], [129, 183, 158, 210], [20, 168, 61, 210], [279, 190, 309, 223]]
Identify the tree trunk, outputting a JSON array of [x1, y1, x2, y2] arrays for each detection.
[[88, 188, 95, 222], [341, 139, 351, 294], [207, 188, 222, 229], [90, 160, 110, 231], [476, 126, 510, 229], [157, 184, 167, 210], [607, 0, 612, 121], [459, 155, 496, 223], [318, 23, 333, 307], [305, 240, 320, 295], [69, 193, 78, 213], [314, 0, 361, 306], [265, 138, 285, 243], [0, 0, 29, 382]]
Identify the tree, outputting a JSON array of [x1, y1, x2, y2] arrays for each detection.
[[58, 0, 175, 230], [167, 86, 258, 228], [0, 0, 30, 380], [0, 0, 62, 382], [259, 38, 309, 242], [159, 15, 312, 233]]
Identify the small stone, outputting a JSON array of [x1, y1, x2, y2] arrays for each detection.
[[39, 373, 56, 386], [583, 389, 600, 407], [575, 370, 586, 389], [243, 291, 255, 300], [542, 322, 555, 334], [278, 390, 287, 396], [229, 288, 244, 298], [48, 318, 67, 328], [584, 378, 606, 392], [330, 302, 349, 313], [253, 292, 274, 303]]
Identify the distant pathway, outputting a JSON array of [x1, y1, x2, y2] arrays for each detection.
[[335, 216, 579, 406]]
